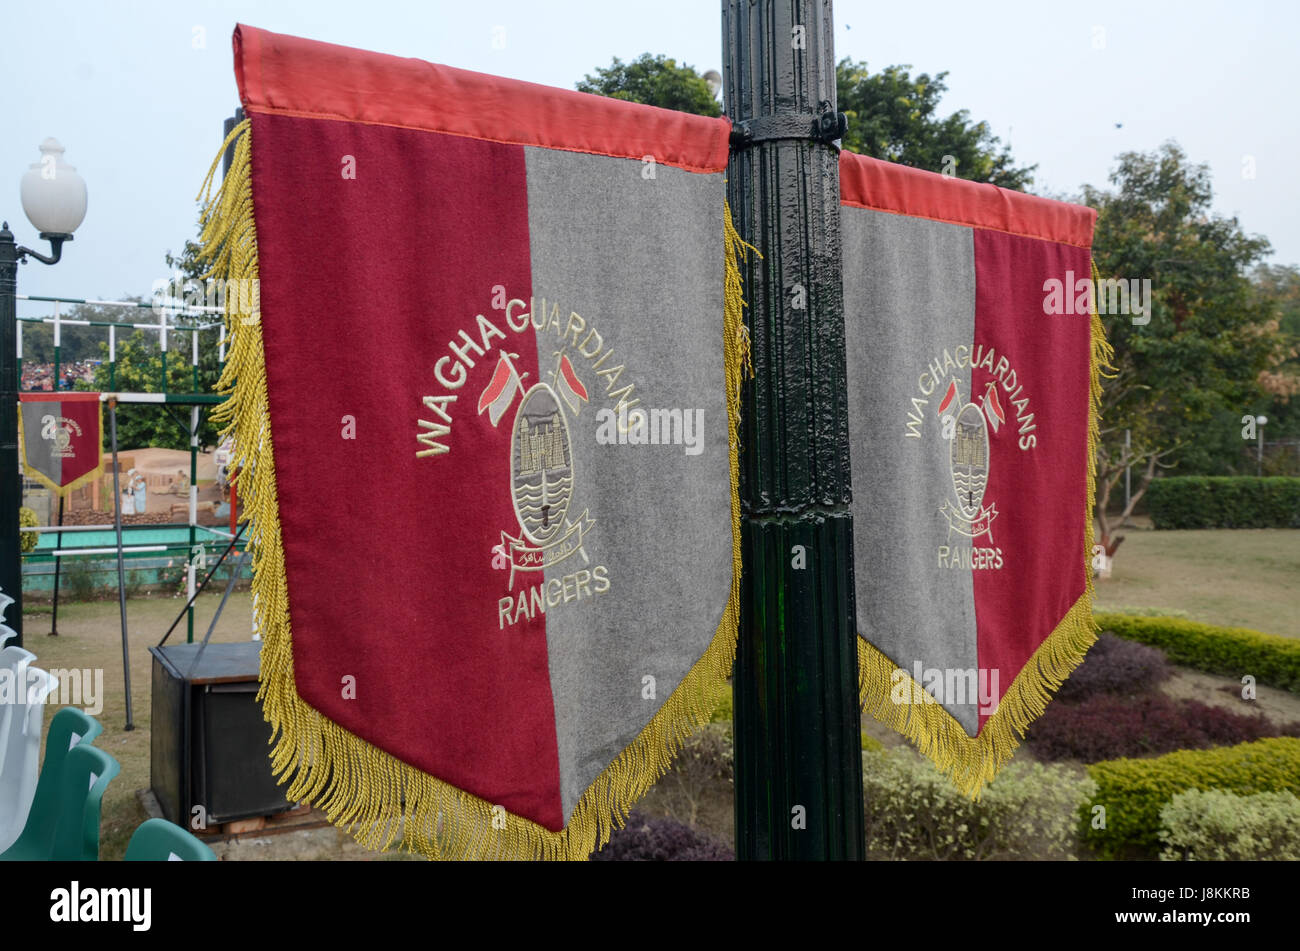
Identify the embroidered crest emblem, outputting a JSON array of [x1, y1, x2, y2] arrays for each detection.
[[481, 350, 595, 588], [936, 378, 999, 542], [40, 414, 83, 459]]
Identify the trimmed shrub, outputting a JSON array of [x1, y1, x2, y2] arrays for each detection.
[[863, 748, 1095, 860], [860, 731, 884, 753], [1027, 694, 1300, 763], [18, 507, 38, 554], [64, 560, 99, 602], [591, 811, 734, 861], [1093, 604, 1190, 619], [1056, 633, 1171, 701], [1096, 612, 1300, 693], [1146, 476, 1300, 528], [638, 723, 734, 834], [709, 684, 733, 724], [670, 723, 733, 784], [1159, 789, 1300, 861], [1082, 737, 1300, 859]]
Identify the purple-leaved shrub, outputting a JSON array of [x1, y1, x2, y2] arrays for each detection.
[[1028, 694, 1300, 763], [1056, 633, 1172, 701], [591, 811, 734, 861]]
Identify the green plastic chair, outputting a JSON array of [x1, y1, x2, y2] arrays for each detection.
[[0, 707, 102, 860], [0, 742, 118, 861], [124, 818, 217, 861]]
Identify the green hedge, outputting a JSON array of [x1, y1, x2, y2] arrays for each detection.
[[1146, 476, 1300, 528], [708, 685, 733, 724], [1081, 737, 1300, 858], [1095, 612, 1300, 693], [866, 749, 1095, 860], [1159, 789, 1300, 861], [18, 507, 39, 554]]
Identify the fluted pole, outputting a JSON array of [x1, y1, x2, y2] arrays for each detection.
[[723, 0, 864, 859]]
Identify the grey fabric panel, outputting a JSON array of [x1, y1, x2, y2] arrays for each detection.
[[524, 147, 731, 820], [20, 402, 60, 485], [843, 207, 982, 736]]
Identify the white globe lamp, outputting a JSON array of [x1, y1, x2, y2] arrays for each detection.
[[19, 138, 87, 251]]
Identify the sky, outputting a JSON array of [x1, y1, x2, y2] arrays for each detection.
[[4, 0, 1297, 309]]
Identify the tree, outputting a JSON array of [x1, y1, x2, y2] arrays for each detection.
[[1253, 263, 1300, 407], [1084, 142, 1283, 549], [75, 236, 227, 451], [17, 302, 117, 366], [836, 60, 1035, 190], [1249, 264, 1300, 475], [576, 55, 1034, 191], [577, 54, 720, 117], [80, 329, 223, 451]]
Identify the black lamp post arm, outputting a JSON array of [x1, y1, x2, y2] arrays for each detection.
[[12, 229, 73, 266]]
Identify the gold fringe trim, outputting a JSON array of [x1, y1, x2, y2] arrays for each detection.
[[196, 118, 750, 859], [16, 398, 106, 498], [857, 253, 1116, 798]]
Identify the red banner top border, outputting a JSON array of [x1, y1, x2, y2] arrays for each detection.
[[233, 24, 731, 175], [839, 150, 1096, 249], [18, 392, 101, 403]]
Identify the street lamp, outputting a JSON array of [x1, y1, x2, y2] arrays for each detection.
[[1256, 415, 1268, 476], [2, 138, 88, 648], [702, 69, 722, 100]]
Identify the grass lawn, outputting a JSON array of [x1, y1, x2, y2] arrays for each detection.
[[19, 589, 255, 860], [1093, 528, 1300, 637]]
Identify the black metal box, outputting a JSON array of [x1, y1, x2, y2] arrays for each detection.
[[149, 642, 292, 826]]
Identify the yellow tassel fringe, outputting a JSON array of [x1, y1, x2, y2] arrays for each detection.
[[858, 255, 1116, 799], [196, 118, 750, 859]]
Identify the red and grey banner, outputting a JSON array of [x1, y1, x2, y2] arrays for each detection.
[[18, 393, 104, 496], [841, 151, 1099, 789], [227, 25, 736, 852]]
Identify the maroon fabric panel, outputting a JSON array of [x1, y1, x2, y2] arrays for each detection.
[[19, 392, 101, 488], [970, 229, 1090, 731], [250, 112, 562, 829]]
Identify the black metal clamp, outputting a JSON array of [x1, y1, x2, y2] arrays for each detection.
[[729, 100, 848, 149]]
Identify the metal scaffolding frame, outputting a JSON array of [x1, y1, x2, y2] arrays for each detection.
[[15, 294, 239, 729]]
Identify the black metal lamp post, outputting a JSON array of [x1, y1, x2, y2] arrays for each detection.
[[724, 0, 864, 859], [1, 138, 88, 648]]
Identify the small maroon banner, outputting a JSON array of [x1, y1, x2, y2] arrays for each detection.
[[18, 393, 104, 496]]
